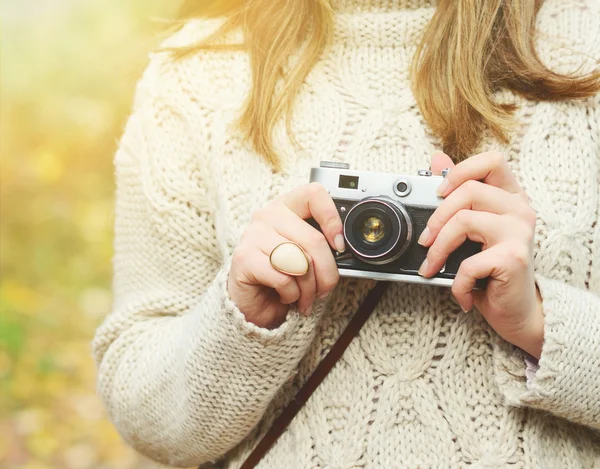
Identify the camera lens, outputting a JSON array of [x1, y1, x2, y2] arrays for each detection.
[[343, 197, 413, 265], [362, 216, 386, 243]]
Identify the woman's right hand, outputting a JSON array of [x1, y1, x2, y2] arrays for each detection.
[[228, 182, 346, 329]]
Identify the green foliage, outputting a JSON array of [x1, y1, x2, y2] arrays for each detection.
[[1, 1, 181, 468]]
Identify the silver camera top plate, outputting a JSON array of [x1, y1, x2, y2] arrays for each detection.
[[310, 162, 444, 207]]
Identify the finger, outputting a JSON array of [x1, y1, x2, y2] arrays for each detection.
[[277, 182, 345, 253], [451, 245, 506, 312], [431, 151, 455, 175], [242, 222, 315, 310], [419, 181, 532, 247], [437, 151, 522, 197], [249, 223, 319, 314], [294, 255, 318, 315], [238, 246, 301, 306], [419, 210, 518, 278], [451, 242, 532, 313], [260, 208, 340, 300]]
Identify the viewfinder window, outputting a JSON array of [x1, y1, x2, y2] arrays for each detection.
[[339, 175, 359, 189]]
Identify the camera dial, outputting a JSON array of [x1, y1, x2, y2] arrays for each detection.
[[393, 178, 411, 197]]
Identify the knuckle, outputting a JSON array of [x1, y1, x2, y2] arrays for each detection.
[[242, 220, 262, 238], [509, 211, 535, 242], [454, 209, 472, 226], [511, 194, 536, 230], [523, 206, 537, 228], [274, 274, 293, 290], [231, 246, 250, 266], [286, 292, 301, 305], [517, 191, 530, 204], [451, 282, 464, 297], [250, 209, 261, 223], [307, 182, 326, 198], [516, 217, 535, 243], [426, 215, 440, 233], [325, 211, 343, 231], [457, 259, 474, 280], [427, 207, 447, 232], [239, 225, 251, 242], [462, 179, 479, 193], [427, 242, 447, 259], [490, 151, 506, 167], [321, 271, 340, 292], [251, 206, 269, 223], [425, 217, 436, 233], [523, 223, 535, 244], [507, 243, 530, 267], [306, 229, 327, 249]]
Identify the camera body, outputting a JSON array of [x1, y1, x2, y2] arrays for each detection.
[[308, 161, 484, 288]]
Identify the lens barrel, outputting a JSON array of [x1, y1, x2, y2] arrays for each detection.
[[343, 197, 413, 265]]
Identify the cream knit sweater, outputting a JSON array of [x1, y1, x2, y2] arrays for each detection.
[[94, 0, 600, 467]]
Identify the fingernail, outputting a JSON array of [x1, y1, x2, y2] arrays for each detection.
[[418, 258, 429, 276], [334, 233, 346, 253], [418, 226, 431, 246], [317, 292, 329, 300], [304, 304, 313, 316], [436, 179, 449, 196], [462, 306, 470, 313]]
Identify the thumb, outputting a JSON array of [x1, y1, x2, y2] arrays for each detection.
[[431, 151, 455, 176]]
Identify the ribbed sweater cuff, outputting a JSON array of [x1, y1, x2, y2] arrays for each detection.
[[187, 258, 324, 371], [215, 258, 313, 345], [493, 275, 600, 429]]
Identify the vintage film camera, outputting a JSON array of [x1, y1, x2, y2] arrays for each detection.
[[308, 161, 484, 288]]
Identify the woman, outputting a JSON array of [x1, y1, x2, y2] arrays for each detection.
[[94, 0, 600, 467]]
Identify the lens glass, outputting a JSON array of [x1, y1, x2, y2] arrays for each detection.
[[396, 182, 408, 193], [362, 216, 385, 243], [353, 208, 391, 250]]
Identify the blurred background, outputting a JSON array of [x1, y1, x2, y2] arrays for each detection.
[[1, 2, 182, 468]]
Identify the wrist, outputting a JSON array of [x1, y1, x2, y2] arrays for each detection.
[[519, 286, 545, 359]]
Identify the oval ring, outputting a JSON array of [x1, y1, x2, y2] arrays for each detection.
[[269, 241, 310, 276]]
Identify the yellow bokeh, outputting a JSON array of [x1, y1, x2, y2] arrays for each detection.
[[1, 1, 181, 468], [34, 149, 64, 185]]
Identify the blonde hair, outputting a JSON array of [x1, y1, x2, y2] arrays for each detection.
[[172, 0, 599, 169]]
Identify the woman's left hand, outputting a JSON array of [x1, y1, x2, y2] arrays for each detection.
[[417, 151, 544, 359]]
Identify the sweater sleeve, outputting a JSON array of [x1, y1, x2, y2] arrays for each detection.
[[92, 53, 321, 467], [493, 1, 600, 425], [493, 275, 600, 429]]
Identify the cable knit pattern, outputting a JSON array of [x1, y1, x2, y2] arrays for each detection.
[[94, 1, 600, 467]]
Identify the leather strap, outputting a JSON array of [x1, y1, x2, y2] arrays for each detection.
[[239, 281, 390, 469]]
